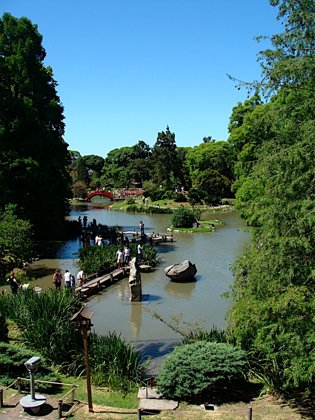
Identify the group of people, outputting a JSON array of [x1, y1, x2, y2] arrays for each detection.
[[115, 242, 143, 269], [52, 268, 84, 289]]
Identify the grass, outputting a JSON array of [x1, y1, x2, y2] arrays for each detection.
[[0, 370, 306, 419], [60, 390, 303, 419]]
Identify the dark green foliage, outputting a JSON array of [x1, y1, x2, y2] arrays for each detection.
[[0, 13, 71, 239], [227, 0, 315, 394], [89, 331, 146, 392], [173, 194, 187, 203], [0, 205, 33, 275], [171, 207, 196, 228], [194, 168, 232, 204], [151, 126, 180, 190], [0, 311, 8, 342], [156, 341, 248, 403], [0, 342, 58, 392], [101, 141, 152, 188], [3, 289, 83, 373]]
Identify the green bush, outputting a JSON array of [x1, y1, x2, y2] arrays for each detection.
[[89, 331, 146, 392], [174, 194, 187, 203], [156, 341, 248, 403], [171, 207, 196, 228], [0, 311, 8, 342], [0, 342, 58, 392]]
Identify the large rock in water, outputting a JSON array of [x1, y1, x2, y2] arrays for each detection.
[[164, 260, 197, 282]]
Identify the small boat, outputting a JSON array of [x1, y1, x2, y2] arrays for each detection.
[[164, 260, 197, 281]]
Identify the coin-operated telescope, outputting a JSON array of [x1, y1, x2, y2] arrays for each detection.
[[20, 356, 46, 414]]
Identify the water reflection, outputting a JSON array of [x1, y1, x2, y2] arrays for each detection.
[[130, 302, 142, 339], [164, 278, 197, 299]]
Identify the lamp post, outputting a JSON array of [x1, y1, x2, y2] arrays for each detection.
[[71, 306, 94, 413]]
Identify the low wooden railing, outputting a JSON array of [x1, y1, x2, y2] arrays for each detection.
[[0, 377, 78, 419]]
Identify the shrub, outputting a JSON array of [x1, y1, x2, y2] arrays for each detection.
[[156, 341, 248, 403], [171, 207, 196, 228], [174, 194, 187, 203], [89, 331, 146, 392], [0, 311, 8, 342], [0, 342, 58, 392]]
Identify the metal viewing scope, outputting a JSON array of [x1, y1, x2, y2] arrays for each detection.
[[24, 356, 41, 372]]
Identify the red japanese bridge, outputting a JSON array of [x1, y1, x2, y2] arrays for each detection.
[[86, 190, 114, 201]]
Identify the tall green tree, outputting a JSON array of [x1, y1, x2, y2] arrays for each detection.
[[227, 0, 315, 393], [0, 13, 71, 238], [151, 126, 179, 189], [101, 141, 152, 188], [0, 205, 33, 275]]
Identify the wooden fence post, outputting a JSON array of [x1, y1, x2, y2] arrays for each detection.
[[71, 386, 76, 403], [248, 407, 253, 420], [17, 377, 21, 394], [57, 399, 63, 419]]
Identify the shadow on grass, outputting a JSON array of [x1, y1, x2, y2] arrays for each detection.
[[181, 380, 264, 406], [288, 390, 315, 420]]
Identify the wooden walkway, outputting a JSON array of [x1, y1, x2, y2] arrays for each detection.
[[120, 230, 175, 244], [75, 264, 153, 299]]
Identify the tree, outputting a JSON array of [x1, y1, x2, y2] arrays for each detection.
[[0, 13, 71, 238], [227, 0, 315, 393], [101, 142, 152, 188], [193, 168, 232, 205], [186, 141, 234, 180], [151, 126, 179, 189], [82, 155, 105, 175], [0, 205, 33, 275], [171, 207, 196, 228]]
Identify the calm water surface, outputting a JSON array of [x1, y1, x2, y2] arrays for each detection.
[[24, 205, 250, 350]]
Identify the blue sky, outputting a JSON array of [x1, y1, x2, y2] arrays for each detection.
[[1, 0, 282, 158]]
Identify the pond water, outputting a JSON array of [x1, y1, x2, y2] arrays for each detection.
[[21, 204, 250, 356]]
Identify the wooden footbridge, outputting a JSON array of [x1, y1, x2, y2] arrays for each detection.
[[75, 264, 153, 299], [120, 230, 175, 244]]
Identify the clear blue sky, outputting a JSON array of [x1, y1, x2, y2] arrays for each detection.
[[1, 0, 282, 158]]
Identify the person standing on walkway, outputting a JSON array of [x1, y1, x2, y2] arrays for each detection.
[[139, 220, 145, 236], [123, 246, 131, 266], [52, 269, 63, 289], [116, 248, 124, 269], [76, 269, 84, 287], [7, 271, 21, 295], [64, 270, 72, 288], [137, 243, 143, 264]]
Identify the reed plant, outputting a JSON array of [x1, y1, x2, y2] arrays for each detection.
[[5, 288, 83, 374], [78, 244, 158, 276], [89, 331, 146, 392], [78, 244, 117, 275]]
